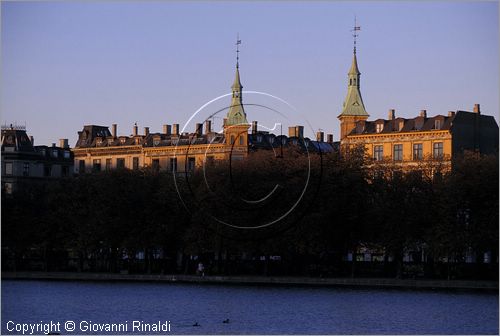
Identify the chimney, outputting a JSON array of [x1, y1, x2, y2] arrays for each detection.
[[327, 134, 333, 143], [448, 111, 456, 117], [172, 124, 179, 135], [59, 139, 69, 149], [296, 126, 304, 138], [388, 109, 396, 120], [52, 143, 56, 147], [29, 136, 34, 145], [316, 131, 324, 142], [223, 118, 227, 127], [473, 104, 480, 114], [112, 124, 117, 138], [144, 127, 150, 136], [163, 124, 171, 135], [420, 110, 427, 118], [204, 120, 212, 134], [133, 123, 138, 136], [195, 123, 203, 136], [288, 126, 296, 137], [252, 121, 258, 134]]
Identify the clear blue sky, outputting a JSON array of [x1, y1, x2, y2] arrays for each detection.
[[2, 1, 498, 146]]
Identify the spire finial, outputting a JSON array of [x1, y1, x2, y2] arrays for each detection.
[[351, 16, 361, 55], [236, 33, 242, 68]]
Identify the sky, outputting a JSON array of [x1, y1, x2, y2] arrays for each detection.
[[1, 1, 498, 146]]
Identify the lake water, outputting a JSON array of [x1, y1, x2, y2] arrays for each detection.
[[1, 280, 498, 334]]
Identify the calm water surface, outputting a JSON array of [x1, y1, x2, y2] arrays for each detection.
[[1, 280, 498, 334]]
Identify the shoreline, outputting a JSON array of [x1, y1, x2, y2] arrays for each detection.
[[2, 271, 498, 292]]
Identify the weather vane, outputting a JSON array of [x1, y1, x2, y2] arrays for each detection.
[[351, 16, 361, 54], [236, 33, 241, 68]]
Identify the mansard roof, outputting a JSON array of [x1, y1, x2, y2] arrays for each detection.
[[248, 132, 336, 153], [1, 127, 35, 152], [74, 125, 226, 149], [347, 110, 489, 136]]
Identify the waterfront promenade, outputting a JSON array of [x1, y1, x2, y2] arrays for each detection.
[[2, 271, 498, 291]]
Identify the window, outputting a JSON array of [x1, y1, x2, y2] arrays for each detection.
[[393, 144, 403, 161], [93, 159, 101, 172], [398, 121, 404, 131], [433, 142, 443, 159], [256, 135, 263, 142], [23, 162, 29, 177], [434, 119, 441, 129], [374, 145, 383, 161], [187, 157, 195, 172], [105, 159, 112, 171], [52, 149, 58, 158], [5, 162, 13, 175], [376, 123, 383, 133], [116, 158, 125, 169], [4, 182, 13, 195], [64, 150, 70, 159], [153, 139, 160, 146], [169, 158, 177, 172], [230, 135, 235, 145], [79, 160, 86, 173], [413, 143, 423, 160], [152, 159, 160, 172], [133, 157, 139, 170], [239, 135, 244, 145], [44, 165, 52, 177]]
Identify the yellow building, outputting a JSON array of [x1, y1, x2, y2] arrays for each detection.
[[72, 47, 334, 174], [73, 50, 251, 174], [338, 46, 498, 168]]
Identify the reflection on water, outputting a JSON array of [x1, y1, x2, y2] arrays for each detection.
[[1, 280, 498, 334]]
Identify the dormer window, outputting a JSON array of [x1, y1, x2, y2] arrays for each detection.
[[376, 123, 384, 133], [96, 138, 102, 145], [257, 135, 263, 142], [120, 138, 126, 144], [398, 121, 404, 131], [153, 139, 160, 146], [434, 120, 441, 129], [108, 138, 114, 145]]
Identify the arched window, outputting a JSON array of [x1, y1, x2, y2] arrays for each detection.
[[239, 136, 244, 145], [349, 79, 352, 85], [230, 135, 235, 144]]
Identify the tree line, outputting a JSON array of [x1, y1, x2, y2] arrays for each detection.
[[2, 149, 498, 279]]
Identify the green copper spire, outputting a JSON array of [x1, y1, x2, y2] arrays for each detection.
[[339, 20, 368, 118], [226, 36, 248, 126]]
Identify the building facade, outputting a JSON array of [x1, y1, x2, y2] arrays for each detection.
[[1, 125, 74, 195], [338, 47, 498, 166], [72, 56, 334, 174]]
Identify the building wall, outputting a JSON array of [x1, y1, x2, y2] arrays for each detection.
[[344, 130, 452, 162]]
